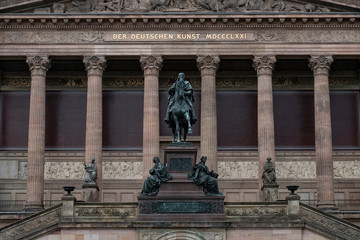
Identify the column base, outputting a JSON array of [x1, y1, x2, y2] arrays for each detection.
[[24, 203, 44, 212], [317, 200, 338, 211]]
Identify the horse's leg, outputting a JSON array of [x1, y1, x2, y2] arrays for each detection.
[[184, 125, 187, 143], [173, 115, 181, 143], [185, 112, 192, 134], [172, 126, 176, 143]]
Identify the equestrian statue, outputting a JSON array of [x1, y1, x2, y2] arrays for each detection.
[[165, 72, 197, 143]]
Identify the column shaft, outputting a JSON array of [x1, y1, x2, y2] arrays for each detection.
[[140, 56, 163, 178], [309, 55, 337, 210], [84, 56, 106, 193], [253, 55, 276, 191], [25, 56, 50, 211], [197, 56, 220, 171]]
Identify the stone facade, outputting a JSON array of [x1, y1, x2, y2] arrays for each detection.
[[0, 0, 359, 228]]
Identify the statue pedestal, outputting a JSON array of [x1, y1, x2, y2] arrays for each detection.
[[137, 143, 225, 221], [164, 143, 197, 179], [82, 184, 99, 202], [262, 184, 279, 202], [162, 143, 203, 196]]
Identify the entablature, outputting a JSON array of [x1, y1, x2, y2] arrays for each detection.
[[0, 13, 359, 29]]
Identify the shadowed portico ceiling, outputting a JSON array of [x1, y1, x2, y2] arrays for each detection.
[[0, 0, 359, 13]]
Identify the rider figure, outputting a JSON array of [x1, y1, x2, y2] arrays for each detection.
[[164, 72, 197, 126]]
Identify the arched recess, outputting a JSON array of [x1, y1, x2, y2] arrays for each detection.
[[155, 230, 206, 240]]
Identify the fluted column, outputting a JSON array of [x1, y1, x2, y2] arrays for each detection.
[[253, 55, 276, 191], [140, 56, 163, 178], [309, 55, 337, 210], [84, 56, 107, 193], [25, 56, 51, 211], [197, 56, 220, 171]]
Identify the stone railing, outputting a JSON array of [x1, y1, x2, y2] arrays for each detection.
[[300, 203, 360, 240], [0, 204, 61, 240], [74, 202, 137, 222]]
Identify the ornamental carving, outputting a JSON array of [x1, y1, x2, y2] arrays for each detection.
[[26, 56, 51, 76], [276, 161, 316, 179], [140, 55, 163, 71], [0, 207, 61, 240], [83, 56, 107, 76], [301, 206, 360, 240], [4, 31, 104, 44], [104, 78, 144, 87], [64, 0, 331, 13], [75, 207, 136, 217], [216, 77, 256, 88], [160, 77, 201, 88], [252, 55, 276, 75], [218, 161, 258, 179], [45, 161, 143, 180], [138, 230, 224, 240], [334, 161, 360, 178], [197, 55, 220, 71], [226, 206, 286, 216], [103, 161, 143, 179], [7, 78, 31, 87], [308, 55, 333, 76], [45, 162, 84, 180]]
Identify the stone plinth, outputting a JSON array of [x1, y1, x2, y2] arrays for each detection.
[[262, 184, 279, 202], [137, 195, 225, 221], [82, 184, 100, 202], [164, 143, 197, 179]]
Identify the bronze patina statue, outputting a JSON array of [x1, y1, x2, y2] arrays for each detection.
[[141, 156, 173, 196], [84, 157, 97, 184], [188, 156, 222, 196], [165, 72, 197, 143]]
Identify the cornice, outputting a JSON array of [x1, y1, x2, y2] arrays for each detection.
[[0, 13, 359, 29]]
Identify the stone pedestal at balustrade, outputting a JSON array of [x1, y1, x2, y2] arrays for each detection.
[[82, 184, 100, 202], [262, 184, 279, 202]]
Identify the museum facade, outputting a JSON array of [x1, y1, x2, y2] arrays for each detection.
[[0, 1, 360, 237]]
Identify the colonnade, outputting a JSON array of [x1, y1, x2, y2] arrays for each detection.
[[23, 54, 336, 211]]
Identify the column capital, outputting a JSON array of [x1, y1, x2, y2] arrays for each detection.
[[197, 55, 220, 71], [83, 56, 107, 77], [308, 55, 333, 76], [140, 55, 163, 72], [26, 56, 51, 76], [252, 55, 276, 76]]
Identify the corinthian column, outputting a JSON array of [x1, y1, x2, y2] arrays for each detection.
[[197, 55, 220, 171], [309, 55, 337, 210], [140, 56, 163, 178], [83, 56, 107, 193], [25, 56, 51, 211], [253, 55, 276, 191]]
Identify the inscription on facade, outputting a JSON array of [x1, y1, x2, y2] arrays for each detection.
[[106, 32, 254, 42]]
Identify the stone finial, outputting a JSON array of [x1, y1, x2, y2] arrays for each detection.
[[83, 56, 107, 76], [196, 55, 220, 71], [252, 55, 276, 75], [140, 55, 163, 71], [308, 55, 333, 76], [26, 56, 51, 76]]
